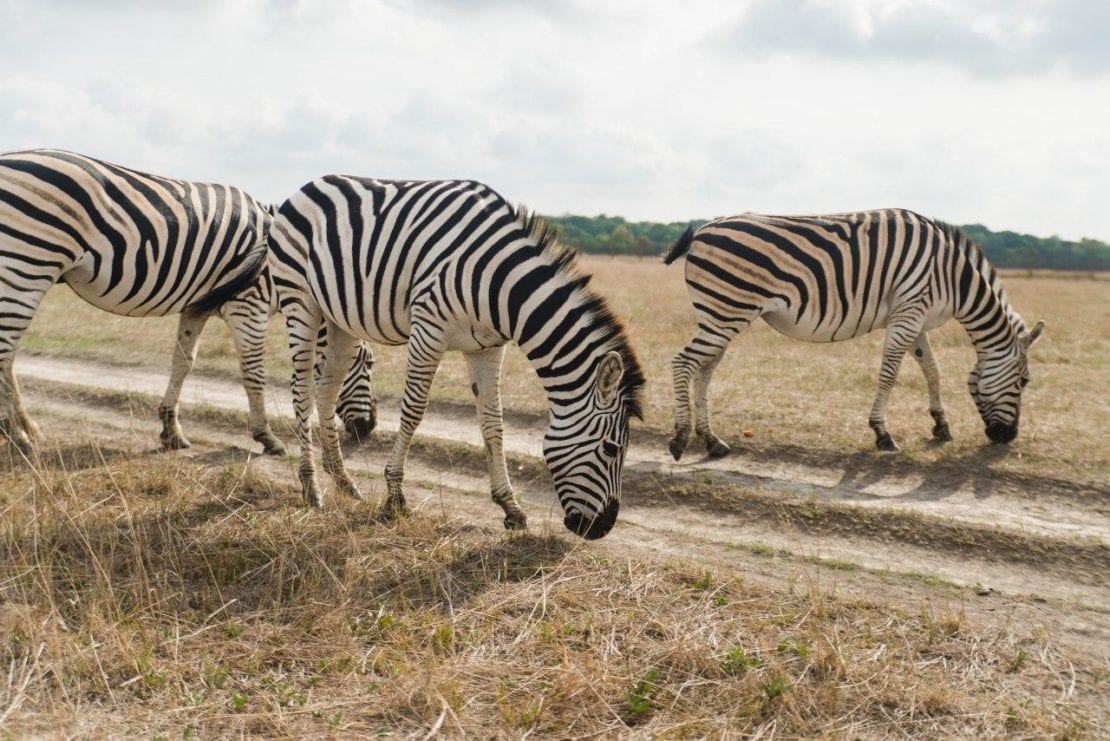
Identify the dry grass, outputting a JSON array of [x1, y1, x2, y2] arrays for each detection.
[[24, 259, 1109, 486], [0, 446, 1100, 737]]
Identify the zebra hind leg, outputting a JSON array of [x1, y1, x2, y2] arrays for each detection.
[[223, 294, 286, 456], [0, 360, 37, 456], [0, 282, 53, 457], [670, 324, 738, 461]]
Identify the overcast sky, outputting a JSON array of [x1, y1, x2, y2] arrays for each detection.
[[1, 0, 1107, 240]]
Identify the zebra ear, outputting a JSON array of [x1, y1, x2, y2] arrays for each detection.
[[1021, 320, 1046, 350], [596, 351, 624, 405]]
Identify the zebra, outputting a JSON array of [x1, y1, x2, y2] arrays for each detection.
[[269, 176, 645, 539], [0, 149, 374, 455], [663, 208, 1045, 457], [157, 263, 378, 456]]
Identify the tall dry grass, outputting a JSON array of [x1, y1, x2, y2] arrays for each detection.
[[0, 441, 1100, 737]]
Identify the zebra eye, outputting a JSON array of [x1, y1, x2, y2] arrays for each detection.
[[1019, 376, 1029, 389], [601, 439, 620, 458]]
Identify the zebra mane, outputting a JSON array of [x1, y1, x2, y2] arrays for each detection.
[[514, 204, 647, 419], [937, 219, 1027, 336]]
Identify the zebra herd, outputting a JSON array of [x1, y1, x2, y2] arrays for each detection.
[[0, 149, 1045, 540]]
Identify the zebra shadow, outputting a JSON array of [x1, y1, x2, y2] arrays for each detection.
[[835, 443, 1010, 502]]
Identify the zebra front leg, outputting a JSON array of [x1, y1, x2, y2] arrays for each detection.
[[869, 314, 925, 451], [382, 323, 445, 520], [315, 321, 363, 501], [911, 332, 952, 442], [159, 313, 209, 451], [286, 305, 326, 507], [465, 345, 527, 531], [224, 299, 286, 455]]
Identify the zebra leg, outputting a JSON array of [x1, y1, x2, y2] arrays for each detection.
[[693, 351, 731, 458], [382, 322, 446, 519], [670, 324, 737, 461], [224, 300, 286, 455], [158, 313, 210, 450], [465, 345, 527, 531], [869, 314, 925, 452], [315, 321, 363, 500], [0, 282, 53, 456], [912, 332, 952, 442], [285, 303, 326, 507]]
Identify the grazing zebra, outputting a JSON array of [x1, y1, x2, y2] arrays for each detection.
[[0, 149, 374, 454], [157, 263, 378, 455], [664, 208, 1045, 457], [269, 176, 645, 539]]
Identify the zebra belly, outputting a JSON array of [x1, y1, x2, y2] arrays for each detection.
[[761, 308, 883, 344], [61, 255, 186, 318]]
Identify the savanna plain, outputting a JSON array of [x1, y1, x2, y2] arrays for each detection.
[[2, 256, 1107, 737]]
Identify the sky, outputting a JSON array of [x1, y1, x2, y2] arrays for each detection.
[[1, 0, 1107, 241]]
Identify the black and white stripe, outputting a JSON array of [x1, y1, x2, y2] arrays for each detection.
[[0, 149, 373, 454], [157, 263, 378, 454], [269, 176, 644, 539], [664, 208, 1045, 456]]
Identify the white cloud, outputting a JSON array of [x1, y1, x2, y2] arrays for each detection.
[[0, 0, 1107, 240]]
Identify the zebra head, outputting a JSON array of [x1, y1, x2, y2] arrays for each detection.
[[314, 339, 377, 441], [967, 320, 1045, 444], [543, 351, 640, 540], [337, 341, 377, 440]]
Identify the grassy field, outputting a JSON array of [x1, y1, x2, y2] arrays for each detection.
[[1, 413, 1101, 737], [23, 257, 1110, 485], [5, 254, 1108, 736]]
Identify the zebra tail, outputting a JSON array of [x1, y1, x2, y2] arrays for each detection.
[[662, 225, 696, 265], [184, 240, 268, 316]]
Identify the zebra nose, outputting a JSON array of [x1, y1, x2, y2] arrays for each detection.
[[563, 500, 619, 540], [985, 422, 1017, 444], [345, 415, 376, 441]]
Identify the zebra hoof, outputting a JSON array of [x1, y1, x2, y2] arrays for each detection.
[[377, 499, 408, 522], [161, 434, 191, 451], [303, 490, 324, 509], [253, 431, 286, 456], [706, 440, 731, 459], [5, 428, 36, 458], [503, 512, 528, 531], [668, 438, 686, 461], [875, 434, 900, 452], [932, 423, 953, 442]]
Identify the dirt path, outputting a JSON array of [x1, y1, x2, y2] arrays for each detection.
[[20, 353, 1109, 539]]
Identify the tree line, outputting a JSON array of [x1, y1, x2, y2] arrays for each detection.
[[544, 214, 1110, 272]]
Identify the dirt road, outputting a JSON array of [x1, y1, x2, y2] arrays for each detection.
[[17, 353, 1109, 610]]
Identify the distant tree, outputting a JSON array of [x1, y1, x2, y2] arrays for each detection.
[[544, 214, 1109, 271]]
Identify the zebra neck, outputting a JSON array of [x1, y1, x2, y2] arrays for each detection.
[[508, 276, 612, 414], [953, 264, 1022, 359]]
